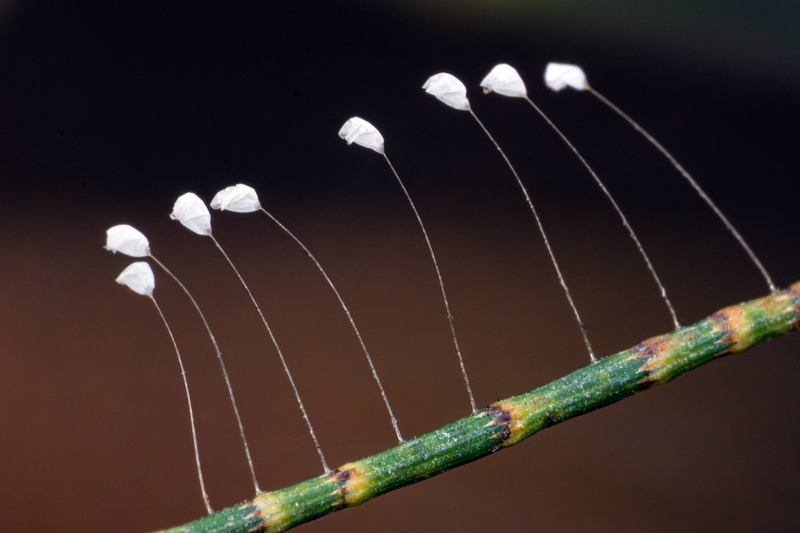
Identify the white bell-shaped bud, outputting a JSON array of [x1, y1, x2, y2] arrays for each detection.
[[480, 64, 527, 97], [210, 184, 261, 213], [116, 261, 155, 296], [105, 224, 150, 257], [170, 192, 212, 235], [338, 117, 385, 154], [422, 73, 471, 111], [544, 63, 588, 92]]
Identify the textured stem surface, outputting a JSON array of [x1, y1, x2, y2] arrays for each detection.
[[159, 281, 800, 533]]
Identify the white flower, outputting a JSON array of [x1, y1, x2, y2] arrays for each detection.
[[422, 73, 471, 111], [105, 224, 150, 257], [116, 261, 155, 296], [544, 63, 588, 92], [170, 192, 212, 235], [210, 184, 261, 213], [338, 117, 385, 154], [480, 64, 527, 98]]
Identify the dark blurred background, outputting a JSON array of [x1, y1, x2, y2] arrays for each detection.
[[2, 0, 800, 531]]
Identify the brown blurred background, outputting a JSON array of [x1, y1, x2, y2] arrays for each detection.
[[2, 1, 800, 531]]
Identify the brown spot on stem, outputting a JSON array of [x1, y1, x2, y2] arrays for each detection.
[[711, 305, 748, 351], [482, 405, 511, 427], [630, 334, 679, 367], [485, 402, 526, 448], [243, 491, 286, 532], [327, 462, 370, 507], [627, 333, 691, 385], [713, 284, 800, 352]]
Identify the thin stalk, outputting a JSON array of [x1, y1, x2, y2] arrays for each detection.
[[467, 109, 596, 362], [382, 153, 477, 413], [257, 207, 403, 442], [148, 253, 261, 494], [587, 86, 777, 293], [207, 234, 330, 473], [149, 295, 212, 514], [522, 95, 680, 329], [157, 280, 800, 533]]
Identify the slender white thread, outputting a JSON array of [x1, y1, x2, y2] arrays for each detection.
[[149, 295, 213, 514], [522, 95, 680, 329], [382, 153, 478, 411], [207, 234, 330, 473], [148, 253, 262, 494], [587, 86, 777, 293], [257, 207, 404, 442], [468, 109, 597, 362]]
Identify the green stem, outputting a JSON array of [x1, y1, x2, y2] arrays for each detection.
[[159, 281, 800, 533]]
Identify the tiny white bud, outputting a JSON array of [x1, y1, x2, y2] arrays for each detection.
[[338, 117, 385, 154], [210, 184, 261, 213], [170, 192, 212, 235], [105, 224, 150, 257], [115, 261, 155, 296], [480, 64, 527, 98], [544, 63, 588, 92], [422, 73, 471, 111]]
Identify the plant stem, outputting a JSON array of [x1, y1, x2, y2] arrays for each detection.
[[158, 281, 800, 533]]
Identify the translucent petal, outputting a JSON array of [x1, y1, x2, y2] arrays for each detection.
[[422, 73, 471, 111], [116, 261, 155, 296], [338, 117, 385, 154], [105, 224, 150, 257], [170, 193, 212, 235], [480, 64, 527, 98], [210, 184, 261, 213], [544, 63, 588, 92]]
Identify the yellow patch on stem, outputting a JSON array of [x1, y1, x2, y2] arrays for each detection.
[[629, 334, 681, 384], [487, 401, 528, 448], [722, 282, 800, 352], [329, 462, 371, 507], [243, 491, 287, 532], [713, 304, 750, 353]]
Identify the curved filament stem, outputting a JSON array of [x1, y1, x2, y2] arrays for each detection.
[[149, 253, 261, 494], [382, 153, 478, 411], [587, 86, 776, 293], [149, 295, 212, 514], [468, 109, 596, 363], [258, 207, 404, 442], [523, 95, 680, 329], [207, 235, 330, 473]]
